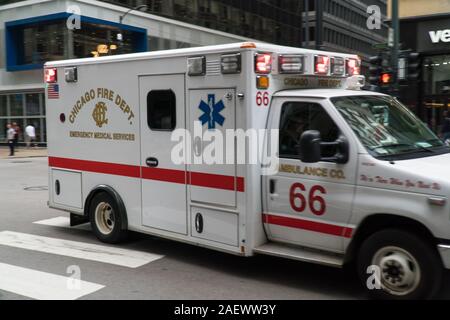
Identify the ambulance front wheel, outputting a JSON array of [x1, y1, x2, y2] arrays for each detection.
[[357, 229, 443, 300], [89, 192, 128, 244]]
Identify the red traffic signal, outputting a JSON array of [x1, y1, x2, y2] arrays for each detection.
[[381, 72, 392, 85]]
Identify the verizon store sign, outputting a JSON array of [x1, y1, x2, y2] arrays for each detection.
[[418, 19, 450, 52], [429, 29, 450, 43]]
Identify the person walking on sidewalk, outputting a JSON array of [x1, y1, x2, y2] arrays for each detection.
[[6, 123, 15, 156], [12, 122, 20, 150], [25, 124, 36, 148]]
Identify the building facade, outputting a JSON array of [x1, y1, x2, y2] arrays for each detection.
[[1, 0, 387, 144], [0, 0, 247, 144], [102, 0, 388, 71], [386, 0, 450, 132]]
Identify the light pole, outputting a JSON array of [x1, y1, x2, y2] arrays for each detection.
[[117, 4, 148, 54], [391, 0, 400, 96]]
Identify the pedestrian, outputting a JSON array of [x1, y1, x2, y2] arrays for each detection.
[[441, 111, 450, 145], [12, 122, 20, 150], [6, 123, 15, 156], [25, 123, 36, 148]]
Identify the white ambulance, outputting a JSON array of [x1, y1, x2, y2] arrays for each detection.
[[45, 42, 450, 299]]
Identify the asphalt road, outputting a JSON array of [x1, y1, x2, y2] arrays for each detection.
[[0, 156, 448, 300]]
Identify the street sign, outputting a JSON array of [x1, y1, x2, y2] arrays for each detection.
[[388, 28, 394, 47], [372, 43, 389, 50], [398, 57, 407, 80]]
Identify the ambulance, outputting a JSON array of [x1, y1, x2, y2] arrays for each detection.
[[45, 42, 450, 299]]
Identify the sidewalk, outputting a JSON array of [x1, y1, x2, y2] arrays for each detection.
[[0, 146, 47, 159]]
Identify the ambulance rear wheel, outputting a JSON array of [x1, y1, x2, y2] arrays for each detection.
[[357, 229, 443, 300], [89, 192, 128, 244]]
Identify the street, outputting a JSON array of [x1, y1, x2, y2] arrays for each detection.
[[1, 155, 450, 300], [0, 155, 366, 300]]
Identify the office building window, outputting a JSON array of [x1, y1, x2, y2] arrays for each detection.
[[6, 14, 147, 71], [22, 20, 66, 65], [0, 92, 46, 143]]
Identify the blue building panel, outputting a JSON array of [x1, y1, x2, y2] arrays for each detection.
[[5, 12, 148, 72]]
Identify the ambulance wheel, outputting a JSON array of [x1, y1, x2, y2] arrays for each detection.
[[357, 229, 443, 300], [89, 192, 128, 244]]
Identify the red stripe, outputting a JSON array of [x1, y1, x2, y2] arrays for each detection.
[[49, 157, 140, 178], [142, 167, 186, 184], [190, 172, 245, 192], [49, 157, 244, 192], [263, 213, 353, 238]]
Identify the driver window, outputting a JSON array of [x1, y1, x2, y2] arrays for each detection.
[[279, 102, 340, 159]]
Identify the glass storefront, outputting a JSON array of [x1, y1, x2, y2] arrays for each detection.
[[422, 55, 450, 132], [0, 92, 46, 144], [73, 21, 136, 58], [6, 14, 146, 71], [22, 20, 66, 65]]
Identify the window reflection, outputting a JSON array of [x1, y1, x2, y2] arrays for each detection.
[[0, 93, 46, 143]]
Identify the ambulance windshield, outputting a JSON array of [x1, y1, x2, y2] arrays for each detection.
[[331, 95, 450, 160]]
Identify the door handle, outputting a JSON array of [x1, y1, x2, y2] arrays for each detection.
[[146, 157, 159, 167], [269, 179, 276, 194]]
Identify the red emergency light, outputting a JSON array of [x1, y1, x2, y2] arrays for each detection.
[[347, 58, 360, 76], [315, 55, 330, 74], [255, 53, 272, 74], [44, 68, 57, 83]]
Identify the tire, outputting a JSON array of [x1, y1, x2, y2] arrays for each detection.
[[89, 192, 128, 244], [357, 229, 443, 300]]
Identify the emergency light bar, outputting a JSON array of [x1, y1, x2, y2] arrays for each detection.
[[279, 55, 304, 74], [221, 53, 241, 74], [188, 56, 206, 76], [331, 57, 345, 76]]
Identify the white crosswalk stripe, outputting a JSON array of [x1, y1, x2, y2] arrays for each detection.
[[0, 262, 104, 300], [33, 216, 90, 230], [0, 231, 164, 268]]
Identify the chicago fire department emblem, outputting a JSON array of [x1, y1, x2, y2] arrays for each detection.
[[92, 102, 108, 128]]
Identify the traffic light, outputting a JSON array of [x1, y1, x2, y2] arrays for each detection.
[[369, 54, 383, 89], [380, 71, 393, 86], [408, 52, 420, 82]]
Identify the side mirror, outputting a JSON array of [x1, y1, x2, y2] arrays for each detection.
[[298, 130, 322, 163], [298, 130, 350, 164]]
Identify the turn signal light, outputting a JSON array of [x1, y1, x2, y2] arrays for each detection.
[[256, 76, 269, 89]]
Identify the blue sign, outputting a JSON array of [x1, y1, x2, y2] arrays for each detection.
[[198, 94, 225, 130]]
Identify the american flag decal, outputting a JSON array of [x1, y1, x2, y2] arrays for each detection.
[[47, 84, 59, 99]]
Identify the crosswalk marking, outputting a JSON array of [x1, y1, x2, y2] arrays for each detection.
[[0, 262, 104, 300], [0, 231, 164, 268], [33, 216, 90, 230]]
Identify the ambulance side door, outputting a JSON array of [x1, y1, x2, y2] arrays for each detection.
[[139, 74, 187, 235], [263, 98, 357, 253]]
